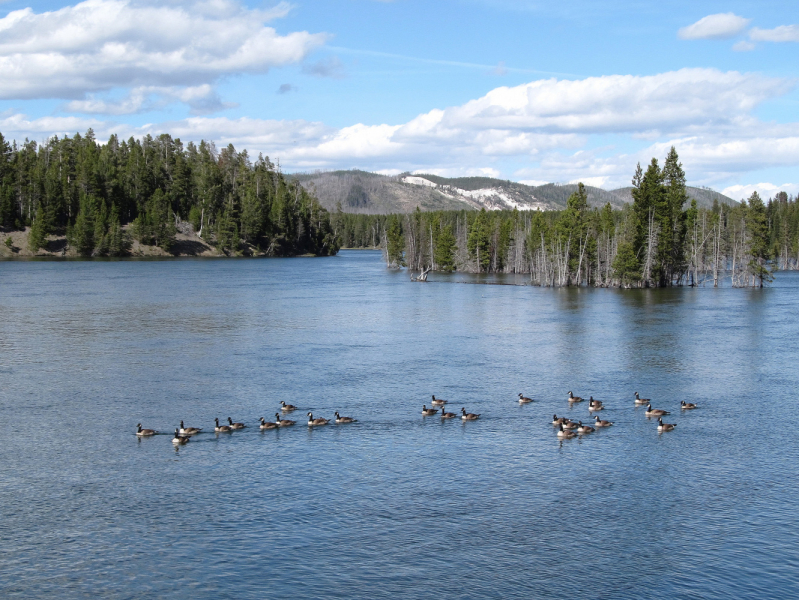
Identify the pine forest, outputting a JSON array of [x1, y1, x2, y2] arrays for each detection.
[[2, 131, 797, 288], [0, 130, 339, 258]]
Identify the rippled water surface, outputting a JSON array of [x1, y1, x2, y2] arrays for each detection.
[[1, 251, 798, 599]]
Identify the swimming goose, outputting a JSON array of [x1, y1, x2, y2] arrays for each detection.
[[657, 418, 677, 432], [567, 391, 584, 403], [214, 418, 232, 433], [172, 428, 190, 444], [588, 397, 603, 411], [645, 404, 669, 417], [440, 408, 458, 419], [561, 420, 578, 430], [594, 416, 614, 427], [552, 414, 569, 426], [136, 423, 157, 436], [431, 395, 448, 406], [179, 421, 202, 435], [259, 417, 278, 430], [275, 413, 296, 427], [518, 393, 533, 404], [307, 412, 329, 427], [227, 417, 246, 430], [461, 408, 480, 421], [681, 401, 698, 410], [576, 421, 595, 434], [280, 401, 298, 412], [422, 405, 439, 416], [634, 392, 650, 405], [334, 412, 357, 424], [557, 424, 577, 439]]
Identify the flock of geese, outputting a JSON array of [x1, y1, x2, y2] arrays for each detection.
[[135, 392, 698, 445], [550, 390, 696, 438]]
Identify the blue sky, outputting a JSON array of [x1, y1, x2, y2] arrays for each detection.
[[0, 0, 797, 198]]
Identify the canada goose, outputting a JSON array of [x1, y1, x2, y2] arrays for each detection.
[[431, 395, 448, 406], [136, 423, 157, 436], [441, 409, 457, 419], [588, 397, 603, 411], [214, 418, 232, 433], [172, 428, 190, 444], [307, 412, 329, 427], [562, 420, 578, 430], [280, 401, 298, 412], [422, 405, 439, 416], [634, 392, 650, 405], [552, 414, 569, 425], [275, 413, 296, 427], [594, 415, 614, 427], [576, 421, 595, 434], [334, 412, 357, 424], [567, 391, 584, 403], [179, 421, 202, 435], [645, 404, 669, 417], [681, 401, 698, 410], [557, 424, 577, 439], [518, 393, 533, 404], [227, 417, 246, 430], [259, 417, 278, 430], [657, 418, 677, 432], [461, 408, 480, 420]]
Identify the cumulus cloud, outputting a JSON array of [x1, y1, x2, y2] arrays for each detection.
[[678, 13, 750, 40], [2, 68, 796, 191], [0, 0, 326, 107], [394, 68, 787, 138], [750, 25, 799, 43], [721, 183, 799, 201], [732, 40, 756, 52], [64, 85, 236, 115]]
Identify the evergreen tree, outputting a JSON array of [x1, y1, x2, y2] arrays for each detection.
[[28, 206, 49, 252], [746, 191, 773, 286]]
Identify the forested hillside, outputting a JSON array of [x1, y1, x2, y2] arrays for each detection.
[[294, 169, 737, 214], [0, 130, 339, 257], [333, 149, 798, 288]]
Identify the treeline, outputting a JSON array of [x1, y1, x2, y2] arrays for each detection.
[[0, 130, 339, 257], [347, 149, 797, 288]]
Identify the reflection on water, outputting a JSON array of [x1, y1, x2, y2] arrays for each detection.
[[1, 252, 798, 599]]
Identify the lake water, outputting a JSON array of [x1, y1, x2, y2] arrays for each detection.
[[1, 250, 798, 599]]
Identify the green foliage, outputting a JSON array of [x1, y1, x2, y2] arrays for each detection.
[[467, 209, 492, 272], [435, 225, 457, 271], [746, 191, 773, 286], [0, 130, 337, 258], [28, 206, 49, 252], [612, 241, 641, 285], [386, 215, 405, 266]]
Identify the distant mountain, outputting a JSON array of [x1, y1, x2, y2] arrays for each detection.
[[291, 170, 736, 214], [611, 186, 739, 209]]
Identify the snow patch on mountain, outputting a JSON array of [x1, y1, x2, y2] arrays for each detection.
[[403, 176, 545, 211]]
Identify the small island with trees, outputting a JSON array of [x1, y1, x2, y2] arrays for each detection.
[[333, 148, 796, 288]]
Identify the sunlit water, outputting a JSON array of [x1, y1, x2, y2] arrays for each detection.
[[1, 251, 797, 599]]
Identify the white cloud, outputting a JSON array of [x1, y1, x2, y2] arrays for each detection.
[[678, 13, 750, 40], [722, 183, 799, 201], [64, 85, 236, 115], [2, 68, 796, 193], [732, 40, 756, 52], [0, 0, 326, 106], [750, 25, 799, 43], [395, 68, 787, 138]]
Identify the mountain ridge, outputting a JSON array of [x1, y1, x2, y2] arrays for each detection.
[[291, 170, 738, 214]]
